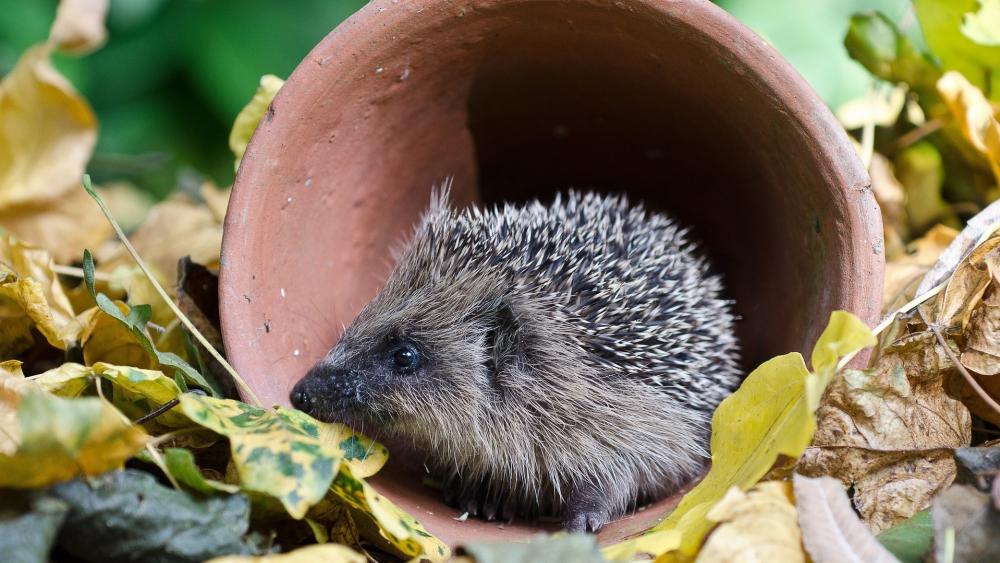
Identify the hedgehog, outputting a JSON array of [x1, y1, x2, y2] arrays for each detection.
[[290, 187, 741, 532]]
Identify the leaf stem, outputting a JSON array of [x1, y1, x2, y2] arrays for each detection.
[[52, 264, 114, 282], [82, 175, 262, 407]]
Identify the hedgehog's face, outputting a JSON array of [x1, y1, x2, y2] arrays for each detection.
[[289, 285, 504, 440]]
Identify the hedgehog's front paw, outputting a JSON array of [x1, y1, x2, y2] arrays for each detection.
[[442, 476, 513, 522], [562, 483, 617, 533]]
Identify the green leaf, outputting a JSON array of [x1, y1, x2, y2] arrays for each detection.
[[0, 491, 68, 563], [877, 509, 933, 563], [459, 534, 604, 563], [844, 11, 943, 109], [914, 0, 1000, 100], [49, 469, 263, 561], [81, 249, 218, 396], [177, 394, 341, 519], [164, 447, 240, 495]]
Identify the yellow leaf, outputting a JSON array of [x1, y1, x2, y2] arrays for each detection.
[[48, 0, 109, 55], [642, 312, 874, 559], [0, 360, 40, 454], [695, 482, 804, 563], [602, 530, 682, 561], [0, 389, 147, 488], [230, 74, 284, 171], [76, 303, 155, 368], [811, 311, 878, 375], [0, 44, 110, 263], [937, 70, 1000, 184], [206, 544, 365, 563], [0, 235, 77, 355]]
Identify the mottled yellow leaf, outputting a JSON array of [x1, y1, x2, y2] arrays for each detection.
[[331, 468, 449, 562], [0, 390, 147, 488], [696, 482, 804, 563], [317, 422, 388, 479], [48, 0, 109, 54], [230, 74, 284, 171], [178, 395, 342, 520], [206, 544, 365, 563], [33, 361, 188, 427], [0, 45, 109, 262]]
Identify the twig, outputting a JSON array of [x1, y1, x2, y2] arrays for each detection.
[[920, 309, 1000, 418], [81, 175, 262, 407], [891, 118, 944, 152], [134, 398, 181, 425]]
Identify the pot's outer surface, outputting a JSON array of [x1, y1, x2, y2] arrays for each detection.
[[220, 0, 884, 546]]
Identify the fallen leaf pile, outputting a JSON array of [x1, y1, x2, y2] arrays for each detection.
[[4, 0, 1000, 562]]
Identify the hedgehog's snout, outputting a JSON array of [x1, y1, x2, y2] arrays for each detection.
[[290, 362, 364, 421]]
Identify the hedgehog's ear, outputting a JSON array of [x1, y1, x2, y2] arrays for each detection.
[[482, 300, 525, 376]]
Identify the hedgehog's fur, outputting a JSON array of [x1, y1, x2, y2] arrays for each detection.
[[291, 188, 741, 532]]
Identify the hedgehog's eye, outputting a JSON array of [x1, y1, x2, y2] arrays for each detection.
[[389, 342, 421, 373]]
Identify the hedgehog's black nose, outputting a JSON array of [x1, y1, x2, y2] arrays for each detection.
[[290, 383, 314, 412]]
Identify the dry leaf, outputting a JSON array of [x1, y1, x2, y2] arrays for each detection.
[[0, 45, 110, 263], [96, 189, 226, 304], [937, 70, 1000, 184], [917, 199, 1000, 295], [696, 482, 804, 563], [869, 152, 909, 262], [793, 474, 900, 563], [48, 0, 109, 55], [798, 331, 971, 533], [931, 484, 1000, 563], [927, 232, 1000, 330], [884, 225, 958, 312], [0, 235, 77, 356]]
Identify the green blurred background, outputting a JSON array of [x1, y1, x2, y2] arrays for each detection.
[[0, 0, 916, 199]]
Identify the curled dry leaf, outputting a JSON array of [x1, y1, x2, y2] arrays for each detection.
[[695, 481, 803, 563], [937, 70, 1000, 184], [0, 45, 110, 263], [48, 0, 109, 55], [0, 235, 77, 356], [916, 199, 1000, 296], [792, 474, 899, 563], [798, 330, 971, 533]]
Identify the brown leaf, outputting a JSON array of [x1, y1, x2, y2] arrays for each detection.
[[0, 45, 110, 263], [792, 474, 899, 563], [48, 0, 109, 55], [798, 331, 971, 533], [937, 71, 1000, 185]]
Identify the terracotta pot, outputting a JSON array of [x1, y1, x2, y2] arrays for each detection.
[[220, 0, 884, 547]]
